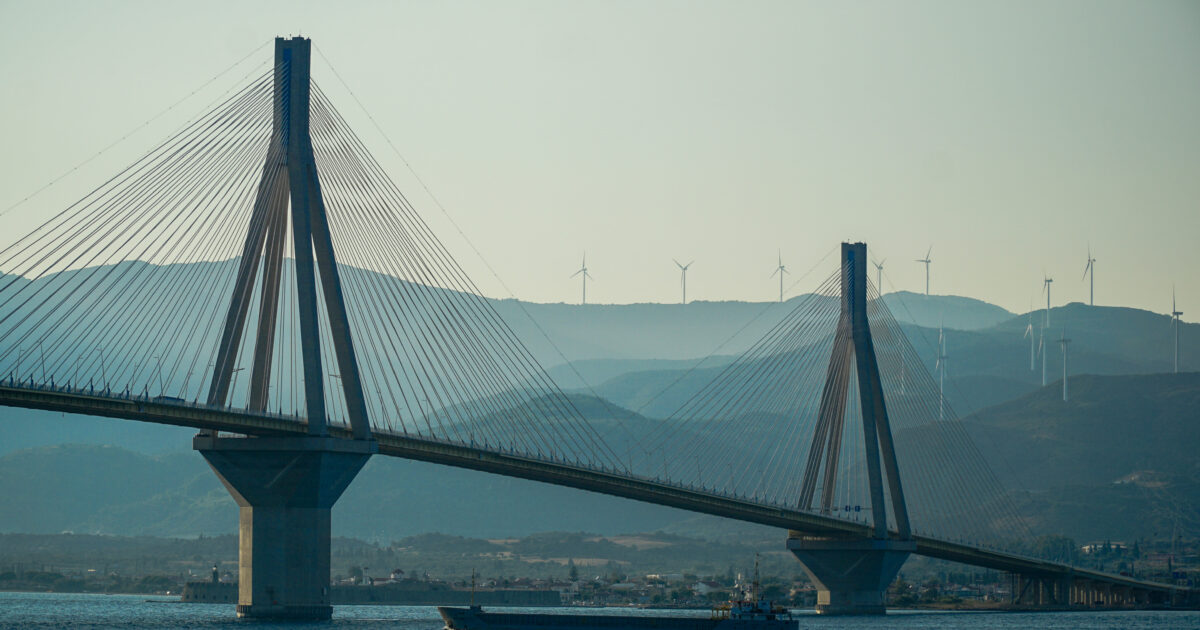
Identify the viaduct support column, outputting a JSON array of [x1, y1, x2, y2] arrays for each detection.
[[195, 435, 376, 619]]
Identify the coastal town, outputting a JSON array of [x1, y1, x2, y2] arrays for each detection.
[[2, 532, 1194, 610]]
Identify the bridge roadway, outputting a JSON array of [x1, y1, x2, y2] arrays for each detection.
[[0, 382, 1187, 602]]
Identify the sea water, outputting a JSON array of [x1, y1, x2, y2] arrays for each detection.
[[0, 592, 1197, 629]]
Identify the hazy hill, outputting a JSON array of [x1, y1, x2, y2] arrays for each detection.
[[0, 260, 1015, 404], [961, 372, 1200, 541], [0, 442, 691, 540], [503, 292, 1013, 371], [989, 303, 1194, 375], [882, 291, 1014, 331], [964, 372, 1200, 490], [1, 373, 1195, 545], [589, 302, 1197, 418], [1, 260, 1196, 547]]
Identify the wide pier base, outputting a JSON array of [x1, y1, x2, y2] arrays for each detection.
[[194, 434, 375, 620], [787, 535, 914, 615]]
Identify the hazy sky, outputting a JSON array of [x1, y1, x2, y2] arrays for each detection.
[[0, 0, 1196, 316]]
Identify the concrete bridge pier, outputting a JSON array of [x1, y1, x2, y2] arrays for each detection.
[[195, 434, 375, 620], [1013, 572, 1073, 607], [786, 535, 915, 615]]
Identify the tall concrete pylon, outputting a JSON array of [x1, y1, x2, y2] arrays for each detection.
[[195, 37, 376, 620], [789, 242, 914, 615]]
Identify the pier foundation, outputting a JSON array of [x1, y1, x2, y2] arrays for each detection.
[[787, 535, 914, 615], [195, 434, 375, 620]]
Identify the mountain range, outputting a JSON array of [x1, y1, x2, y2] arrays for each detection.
[[1, 372, 1196, 543], [0, 262, 1195, 545]]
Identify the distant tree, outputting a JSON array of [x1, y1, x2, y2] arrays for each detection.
[[135, 575, 174, 593], [1030, 535, 1079, 565], [921, 579, 940, 602], [568, 559, 579, 581], [761, 584, 785, 600], [705, 590, 730, 603]]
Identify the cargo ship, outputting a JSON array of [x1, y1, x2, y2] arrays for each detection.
[[439, 598, 797, 630]]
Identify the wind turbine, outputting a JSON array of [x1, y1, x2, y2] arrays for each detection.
[[1083, 246, 1096, 306], [1023, 305, 1036, 371], [915, 247, 932, 296], [1039, 329, 1047, 386], [571, 254, 593, 305], [873, 258, 887, 293], [673, 259, 694, 305], [1172, 287, 1184, 373], [1042, 275, 1054, 328], [1059, 330, 1072, 402], [769, 252, 788, 303], [936, 322, 948, 420]]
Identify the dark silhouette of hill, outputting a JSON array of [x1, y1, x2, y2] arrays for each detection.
[[0, 442, 691, 540], [1, 260, 1195, 546], [2, 374, 1194, 545], [961, 372, 1200, 541], [964, 372, 1200, 490]]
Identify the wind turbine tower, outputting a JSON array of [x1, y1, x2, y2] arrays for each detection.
[[1083, 247, 1096, 306], [770, 252, 788, 303], [1040, 330, 1047, 386], [571, 254, 593, 305], [915, 247, 932, 296], [1043, 276, 1054, 327], [1059, 330, 1072, 402], [873, 258, 886, 293], [1173, 288, 1184, 373], [1023, 308, 1036, 371], [674, 259, 694, 305]]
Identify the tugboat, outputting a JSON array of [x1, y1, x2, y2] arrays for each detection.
[[439, 557, 796, 630]]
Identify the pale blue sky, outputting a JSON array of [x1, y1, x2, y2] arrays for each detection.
[[0, 0, 1196, 316]]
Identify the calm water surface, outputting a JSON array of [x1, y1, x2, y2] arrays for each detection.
[[1, 592, 1197, 629]]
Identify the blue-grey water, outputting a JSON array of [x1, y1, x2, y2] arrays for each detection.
[[1, 593, 1198, 629]]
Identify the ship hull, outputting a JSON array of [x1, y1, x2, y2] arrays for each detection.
[[438, 606, 798, 630]]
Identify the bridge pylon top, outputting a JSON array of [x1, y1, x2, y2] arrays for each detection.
[[207, 36, 372, 441], [797, 242, 910, 539]]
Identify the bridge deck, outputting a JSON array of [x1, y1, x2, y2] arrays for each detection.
[[0, 383, 1185, 598]]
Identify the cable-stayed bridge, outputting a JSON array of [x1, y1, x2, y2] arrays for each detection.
[[0, 38, 1191, 619]]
